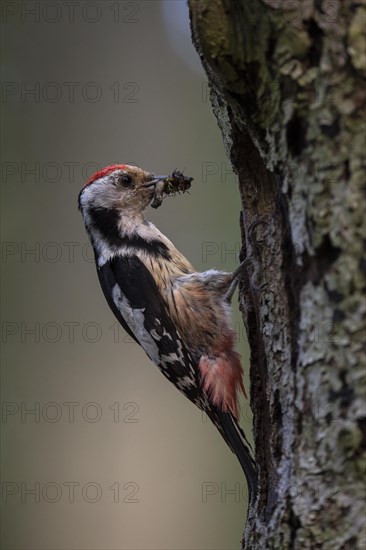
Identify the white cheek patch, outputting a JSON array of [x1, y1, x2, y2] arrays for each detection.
[[112, 285, 160, 364]]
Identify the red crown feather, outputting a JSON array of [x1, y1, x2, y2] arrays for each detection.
[[85, 164, 127, 186]]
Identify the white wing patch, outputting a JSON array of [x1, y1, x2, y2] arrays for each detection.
[[176, 376, 195, 390], [112, 284, 160, 364], [160, 338, 184, 366], [111, 285, 195, 393], [150, 326, 173, 342]]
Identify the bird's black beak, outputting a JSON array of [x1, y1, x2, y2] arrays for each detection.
[[141, 175, 167, 188]]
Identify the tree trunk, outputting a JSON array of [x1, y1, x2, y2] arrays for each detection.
[[188, 1, 366, 548]]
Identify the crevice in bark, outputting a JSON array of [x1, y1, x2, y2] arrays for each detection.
[[329, 368, 355, 408], [306, 19, 324, 66], [288, 504, 302, 550], [356, 418, 366, 451], [232, 125, 299, 535], [301, 235, 342, 287], [287, 115, 308, 157]]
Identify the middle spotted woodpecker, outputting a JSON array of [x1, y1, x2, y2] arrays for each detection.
[[78, 164, 257, 501]]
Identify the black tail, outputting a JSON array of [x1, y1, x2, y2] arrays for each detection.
[[214, 409, 257, 503]]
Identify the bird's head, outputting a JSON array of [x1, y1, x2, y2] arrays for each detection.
[[78, 164, 166, 218]]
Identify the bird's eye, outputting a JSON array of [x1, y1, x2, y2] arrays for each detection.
[[118, 173, 134, 188]]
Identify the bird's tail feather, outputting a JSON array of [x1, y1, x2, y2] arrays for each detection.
[[213, 408, 257, 502]]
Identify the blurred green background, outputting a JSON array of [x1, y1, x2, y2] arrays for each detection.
[[1, 1, 252, 548]]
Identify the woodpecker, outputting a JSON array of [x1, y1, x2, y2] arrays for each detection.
[[78, 164, 257, 501]]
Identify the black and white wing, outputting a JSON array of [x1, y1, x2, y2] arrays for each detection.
[[96, 253, 203, 405]]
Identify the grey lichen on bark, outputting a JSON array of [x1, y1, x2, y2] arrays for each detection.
[[189, 1, 366, 548]]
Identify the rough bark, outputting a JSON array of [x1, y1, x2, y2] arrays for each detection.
[[188, 1, 366, 548]]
